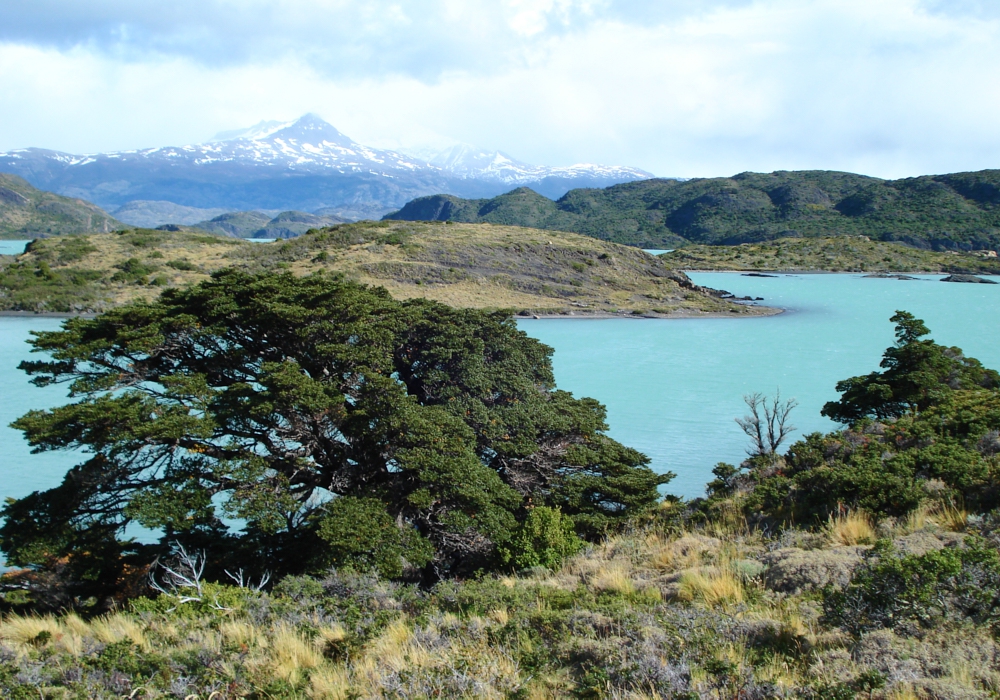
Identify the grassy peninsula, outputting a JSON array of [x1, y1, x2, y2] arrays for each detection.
[[0, 220, 768, 316], [387, 169, 1000, 251], [0, 173, 120, 238], [660, 236, 1000, 273]]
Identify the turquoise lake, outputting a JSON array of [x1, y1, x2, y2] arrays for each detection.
[[1, 272, 998, 510]]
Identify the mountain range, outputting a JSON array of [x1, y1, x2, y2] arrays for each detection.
[[386, 170, 1000, 250], [0, 114, 652, 226]]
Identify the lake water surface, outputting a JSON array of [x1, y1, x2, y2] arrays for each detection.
[[1, 273, 998, 509]]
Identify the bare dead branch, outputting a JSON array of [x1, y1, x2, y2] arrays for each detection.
[[736, 390, 798, 457]]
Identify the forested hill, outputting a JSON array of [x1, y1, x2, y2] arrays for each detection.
[[385, 169, 1000, 251], [0, 173, 121, 238]]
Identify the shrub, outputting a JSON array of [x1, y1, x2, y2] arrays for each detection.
[[823, 537, 1000, 635], [498, 506, 583, 571], [110, 257, 157, 282]]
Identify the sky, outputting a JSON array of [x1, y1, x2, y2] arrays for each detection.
[[1, 0, 999, 178]]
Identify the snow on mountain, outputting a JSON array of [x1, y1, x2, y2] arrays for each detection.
[[424, 143, 653, 185], [55, 114, 430, 175], [0, 115, 655, 217]]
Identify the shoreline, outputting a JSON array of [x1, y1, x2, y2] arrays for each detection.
[[0, 311, 96, 318], [519, 305, 784, 320], [0, 307, 785, 321]]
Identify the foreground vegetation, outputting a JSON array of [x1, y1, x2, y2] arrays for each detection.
[[0, 221, 762, 316], [660, 236, 1000, 274], [387, 170, 1000, 250], [0, 174, 120, 239], [3, 291, 1000, 697], [2, 511, 994, 699]]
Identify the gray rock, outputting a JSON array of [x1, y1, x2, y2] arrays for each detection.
[[941, 274, 997, 284]]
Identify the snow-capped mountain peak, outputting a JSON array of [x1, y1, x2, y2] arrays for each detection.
[[420, 142, 653, 186], [0, 114, 656, 218], [262, 114, 356, 149]]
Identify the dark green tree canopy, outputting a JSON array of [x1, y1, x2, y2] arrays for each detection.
[[821, 310, 1000, 424], [728, 313, 1000, 525], [3, 270, 667, 597]]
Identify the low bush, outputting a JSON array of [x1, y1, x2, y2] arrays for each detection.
[[823, 536, 1000, 635]]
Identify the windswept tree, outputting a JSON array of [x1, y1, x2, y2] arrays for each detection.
[[1, 270, 668, 606], [822, 310, 1000, 424]]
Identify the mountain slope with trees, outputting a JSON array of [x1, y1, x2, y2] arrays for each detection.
[[0, 173, 121, 239], [386, 169, 1000, 251]]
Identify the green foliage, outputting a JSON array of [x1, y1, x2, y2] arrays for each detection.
[[498, 506, 584, 570], [165, 258, 196, 270], [661, 236, 1000, 273], [387, 170, 1000, 250], [315, 496, 433, 578], [824, 537, 1000, 635], [0, 257, 106, 311], [822, 311, 1000, 423], [733, 313, 1000, 524], [110, 256, 157, 283], [2, 270, 666, 597]]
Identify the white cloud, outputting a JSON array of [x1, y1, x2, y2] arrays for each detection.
[[1, 0, 1000, 179]]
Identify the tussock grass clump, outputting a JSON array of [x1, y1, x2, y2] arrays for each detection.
[[676, 566, 745, 607], [269, 624, 325, 685], [825, 511, 876, 546], [90, 613, 151, 652], [590, 562, 637, 596]]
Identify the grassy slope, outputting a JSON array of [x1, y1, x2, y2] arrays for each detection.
[[386, 170, 1000, 250], [0, 221, 767, 317], [0, 512, 985, 698], [0, 173, 121, 238], [660, 235, 1000, 273]]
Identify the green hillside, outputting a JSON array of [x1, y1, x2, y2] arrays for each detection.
[[0, 173, 121, 238], [196, 210, 351, 239], [386, 170, 1000, 250], [661, 235, 1000, 273]]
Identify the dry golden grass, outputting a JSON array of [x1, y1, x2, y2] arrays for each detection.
[[899, 502, 935, 534], [885, 684, 921, 700], [898, 501, 968, 535], [676, 567, 745, 607], [645, 533, 718, 573], [590, 562, 637, 596], [935, 503, 969, 532], [489, 608, 511, 626], [269, 624, 325, 685], [308, 667, 352, 700], [825, 511, 876, 546], [90, 614, 152, 652], [0, 614, 62, 646], [220, 619, 265, 650]]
